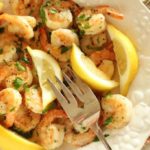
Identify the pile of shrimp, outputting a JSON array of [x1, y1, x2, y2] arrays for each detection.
[[0, 0, 133, 150]]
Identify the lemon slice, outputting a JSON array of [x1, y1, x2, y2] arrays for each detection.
[[0, 125, 44, 150], [107, 24, 138, 95], [71, 44, 118, 91], [27, 47, 62, 111]]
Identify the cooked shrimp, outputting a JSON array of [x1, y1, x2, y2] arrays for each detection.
[[64, 119, 96, 146], [39, 27, 72, 62], [14, 104, 41, 132], [51, 29, 79, 48], [24, 85, 43, 114], [90, 49, 115, 66], [81, 32, 108, 55], [49, 45, 71, 62], [50, 28, 79, 62], [76, 6, 123, 35], [0, 32, 18, 64], [10, 0, 43, 16], [0, 62, 33, 91], [98, 60, 114, 79], [76, 9, 106, 35], [0, 88, 22, 128], [32, 109, 66, 150], [92, 5, 124, 20], [40, 0, 73, 30], [101, 94, 133, 129], [0, 44, 18, 64], [0, 13, 36, 39]]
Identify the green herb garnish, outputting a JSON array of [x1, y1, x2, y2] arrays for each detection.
[[10, 107, 16, 112], [40, 0, 51, 24], [104, 116, 113, 126], [3, 59, 9, 66], [42, 102, 56, 114], [61, 46, 70, 54], [0, 27, 4, 33], [77, 14, 91, 21], [29, 8, 34, 15], [49, 8, 58, 14], [79, 30, 85, 36], [78, 14, 86, 20], [13, 77, 24, 89], [104, 93, 112, 99], [23, 83, 30, 92], [104, 134, 110, 137], [21, 57, 30, 64], [0, 48, 3, 54], [15, 62, 26, 71], [93, 137, 99, 142], [16, 47, 22, 53], [83, 23, 91, 29], [40, 6, 46, 24], [86, 45, 102, 50]]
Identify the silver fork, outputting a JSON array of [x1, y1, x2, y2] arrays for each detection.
[[48, 68, 112, 150]]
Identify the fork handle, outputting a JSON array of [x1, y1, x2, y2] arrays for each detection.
[[90, 122, 112, 150]]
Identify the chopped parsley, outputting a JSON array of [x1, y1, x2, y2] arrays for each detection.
[[104, 93, 112, 99], [61, 46, 70, 54], [13, 77, 24, 89], [104, 134, 110, 137], [21, 57, 30, 64], [40, 1, 51, 24], [0, 27, 4, 33], [82, 23, 91, 29], [23, 83, 30, 92], [93, 137, 99, 142], [40, 6, 46, 24], [3, 59, 9, 66], [77, 14, 86, 21], [42, 102, 56, 114], [104, 116, 113, 126], [86, 45, 102, 50], [79, 30, 85, 36], [49, 8, 58, 14], [15, 62, 26, 71], [0, 48, 3, 54], [10, 107, 16, 112], [29, 8, 34, 15], [16, 47, 22, 53], [54, 140, 58, 143], [77, 14, 91, 21]]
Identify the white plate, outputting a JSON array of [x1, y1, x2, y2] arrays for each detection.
[[2, 0, 150, 150], [61, 0, 150, 150]]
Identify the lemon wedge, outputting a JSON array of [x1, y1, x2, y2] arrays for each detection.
[[0, 125, 44, 150], [107, 24, 138, 95], [71, 44, 118, 91], [27, 47, 62, 111]]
